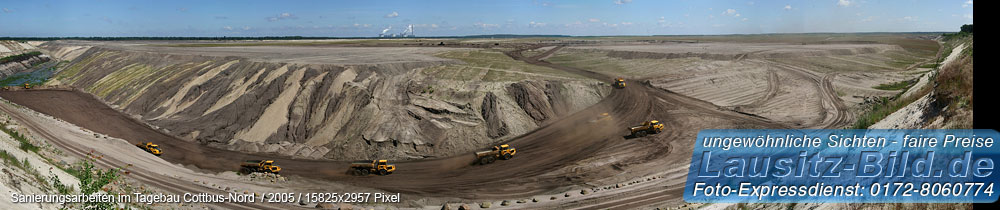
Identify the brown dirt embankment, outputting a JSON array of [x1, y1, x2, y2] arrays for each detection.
[[39, 44, 607, 161]]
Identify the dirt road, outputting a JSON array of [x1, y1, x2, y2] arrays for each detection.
[[0, 45, 789, 208]]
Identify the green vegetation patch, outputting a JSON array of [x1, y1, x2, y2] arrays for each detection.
[[548, 50, 628, 73], [87, 63, 156, 98], [0, 150, 49, 191], [425, 49, 589, 82], [57, 159, 123, 209], [872, 79, 916, 91], [547, 48, 699, 78], [851, 89, 927, 129], [0, 122, 39, 153], [0, 51, 42, 64], [56, 51, 117, 82]]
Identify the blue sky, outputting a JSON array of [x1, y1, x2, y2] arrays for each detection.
[[0, 0, 974, 37]]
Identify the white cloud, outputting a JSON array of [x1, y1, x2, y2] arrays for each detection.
[[964, 13, 973, 20], [747, 1, 755, 5], [613, 0, 632, 5], [384, 11, 398, 18], [223, 26, 233, 31], [267, 12, 297, 22], [621, 22, 633, 26], [588, 18, 600, 23], [722, 9, 736, 15], [657, 16, 675, 27], [784, 5, 792, 10], [741, 18, 748, 21], [902, 16, 918, 21], [177, 7, 188, 12], [963, 0, 973, 8], [861, 16, 875, 22], [529, 21, 547, 28], [242, 26, 252, 30], [722, 9, 739, 16], [564, 21, 584, 27], [411, 24, 440, 29], [838, 0, 851, 7], [474, 22, 500, 30]]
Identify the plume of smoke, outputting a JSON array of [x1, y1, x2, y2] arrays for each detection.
[[380, 26, 392, 36]]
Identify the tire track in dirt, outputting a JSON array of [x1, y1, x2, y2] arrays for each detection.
[[502, 45, 788, 209], [747, 69, 780, 108], [758, 60, 852, 128]]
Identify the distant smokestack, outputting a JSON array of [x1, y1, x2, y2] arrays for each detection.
[[404, 24, 414, 37]]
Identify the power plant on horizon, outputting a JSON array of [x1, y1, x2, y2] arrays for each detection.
[[379, 24, 415, 38]]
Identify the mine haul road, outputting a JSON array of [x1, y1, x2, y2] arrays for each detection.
[[0, 45, 815, 209]]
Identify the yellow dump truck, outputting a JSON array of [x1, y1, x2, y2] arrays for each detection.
[[629, 120, 664, 137], [351, 160, 396, 176], [613, 78, 626, 89], [240, 160, 282, 174], [23, 83, 31, 89], [135, 142, 162, 156], [475, 144, 516, 165]]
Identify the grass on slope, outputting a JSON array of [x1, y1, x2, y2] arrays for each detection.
[[0, 51, 42, 64], [932, 33, 973, 128], [872, 79, 916, 91], [547, 48, 698, 78]]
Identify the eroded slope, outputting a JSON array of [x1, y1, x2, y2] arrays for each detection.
[[43, 42, 608, 160]]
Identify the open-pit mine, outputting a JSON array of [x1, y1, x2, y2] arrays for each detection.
[[0, 33, 956, 209]]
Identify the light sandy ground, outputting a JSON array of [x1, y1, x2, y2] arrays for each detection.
[[551, 40, 933, 129], [0, 119, 80, 210], [572, 43, 902, 55], [869, 94, 935, 129], [86, 42, 469, 65]]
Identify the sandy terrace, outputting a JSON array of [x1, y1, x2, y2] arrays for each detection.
[[571, 42, 903, 55], [105, 45, 470, 65]]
